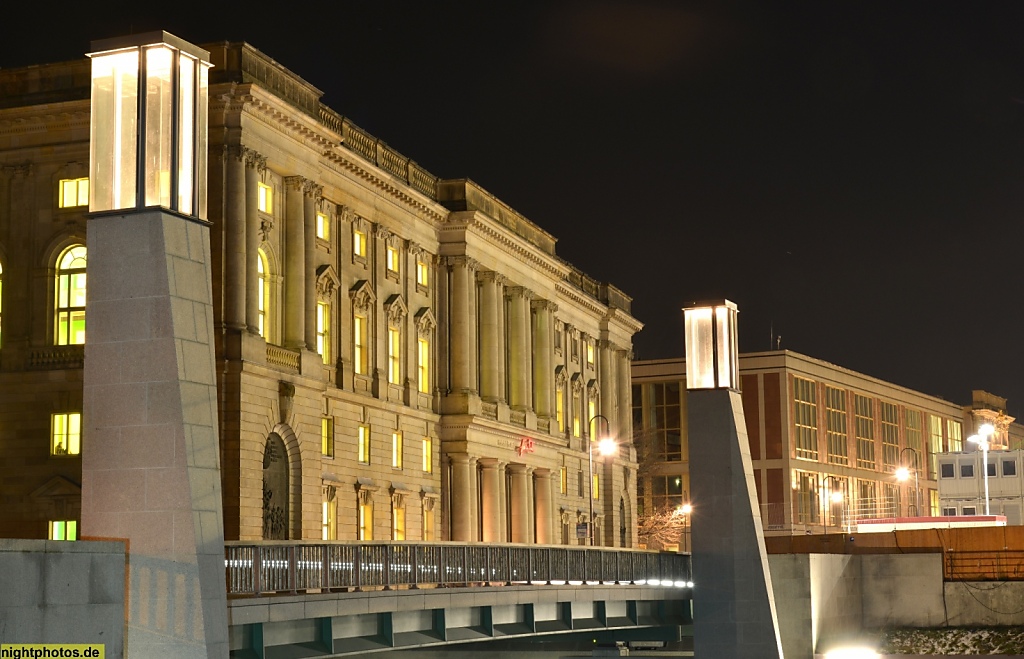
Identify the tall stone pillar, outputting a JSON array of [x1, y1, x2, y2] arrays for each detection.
[[532, 300, 555, 418], [449, 453, 473, 542], [497, 462, 509, 541], [303, 182, 321, 351], [224, 146, 247, 330], [507, 287, 533, 410], [243, 150, 265, 334], [448, 257, 477, 393], [468, 456, 479, 541], [598, 340, 615, 424], [508, 464, 531, 543], [617, 349, 632, 442], [478, 272, 504, 401], [283, 177, 305, 348], [496, 283, 507, 403], [534, 468, 554, 544], [480, 459, 503, 542]]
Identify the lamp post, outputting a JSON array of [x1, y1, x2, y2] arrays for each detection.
[[588, 415, 617, 546], [821, 475, 843, 536], [896, 447, 921, 517], [968, 423, 996, 516]]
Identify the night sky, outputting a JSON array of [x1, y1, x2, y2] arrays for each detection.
[[5, 2, 1024, 415]]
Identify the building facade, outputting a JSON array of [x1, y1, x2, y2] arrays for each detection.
[[632, 351, 1021, 543], [0, 40, 641, 546]]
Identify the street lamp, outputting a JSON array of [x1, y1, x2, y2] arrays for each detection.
[[968, 423, 995, 516], [588, 415, 617, 546], [896, 447, 921, 517], [822, 475, 844, 535]]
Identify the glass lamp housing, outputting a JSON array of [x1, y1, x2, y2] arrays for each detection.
[[683, 300, 739, 390], [88, 32, 211, 218]]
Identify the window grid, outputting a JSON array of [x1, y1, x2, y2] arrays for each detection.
[[794, 470, 818, 524], [55, 246, 87, 346], [880, 402, 899, 472], [905, 409, 923, 469], [857, 479, 878, 519], [793, 377, 818, 461], [928, 415, 943, 479], [947, 420, 963, 452], [387, 326, 401, 384], [392, 431, 403, 469], [58, 178, 89, 208], [825, 386, 848, 465], [51, 412, 81, 456], [316, 302, 330, 365], [650, 475, 684, 512], [855, 395, 875, 470], [321, 417, 334, 458], [650, 382, 683, 461]]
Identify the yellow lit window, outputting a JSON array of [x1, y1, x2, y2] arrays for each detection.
[[353, 228, 367, 258], [58, 178, 89, 208], [393, 504, 406, 541], [588, 399, 597, 429], [572, 392, 581, 438], [422, 437, 433, 473], [560, 466, 567, 494], [392, 431, 403, 469], [321, 497, 336, 540], [556, 383, 565, 432], [358, 424, 370, 464], [416, 260, 429, 287], [359, 502, 373, 540], [316, 212, 329, 240], [423, 506, 435, 541], [51, 412, 81, 456], [321, 417, 334, 457], [55, 245, 87, 346], [354, 314, 367, 375], [257, 182, 272, 213], [386, 245, 399, 273], [388, 326, 401, 384], [49, 520, 77, 541], [592, 474, 600, 499], [316, 302, 330, 364], [257, 249, 269, 339], [417, 338, 430, 393], [587, 340, 595, 365]]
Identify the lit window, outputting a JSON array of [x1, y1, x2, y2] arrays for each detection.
[[392, 431, 403, 469], [855, 394, 875, 470], [592, 474, 600, 499], [825, 387, 848, 465], [794, 377, 818, 461], [386, 245, 399, 274], [947, 420, 963, 452], [49, 520, 77, 541], [358, 424, 370, 464], [423, 506, 435, 541], [388, 326, 401, 384], [588, 399, 597, 430], [58, 178, 89, 208], [560, 466, 567, 494], [353, 228, 367, 258], [55, 245, 87, 346], [572, 391, 581, 438], [416, 259, 429, 287], [422, 437, 433, 473], [257, 182, 272, 213], [393, 503, 405, 541], [417, 338, 430, 393], [354, 314, 368, 375], [881, 401, 899, 471], [321, 417, 334, 457], [359, 501, 373, 540], [51, 412, 81, 456], [257, 249, 269, 339], [556, 383, 565, 432], [316, 302, 330, 364], [322, 496, 336, 540], [587, 340, 594, 365], [316, 212, 329, 240]]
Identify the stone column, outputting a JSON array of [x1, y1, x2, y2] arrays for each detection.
[[534, 468, 554, 544], [244, 150, 265, 333], [507, 287, 533, 410], [477, 272, 504, 401], [224, 146, 247, 329], [480, 459, 503, 542], [508, 464, 531, 543], [469, 456, 479, 541], [617, 348, 632, 442], [497, 462, 509, 542], [496, 283, 507, 403], [449, 453, 473, 542], [531, 300, 555, 418], [283, 177, 305, 348], [448, 257, 478, 393], [303, 181, 321, 351], [598, 340, 615, 426]]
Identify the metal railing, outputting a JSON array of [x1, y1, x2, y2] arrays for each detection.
[[225, 541, 691, 596]]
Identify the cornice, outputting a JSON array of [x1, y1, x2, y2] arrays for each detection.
[[0, 103, 90, 139], [441, 212, 565, 279]]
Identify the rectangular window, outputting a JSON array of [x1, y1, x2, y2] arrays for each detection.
[[931, 490, 940, 517], [963, 506, 977, 516], [572, 391, 581, 438], [794, 470, 819, 524], [554, 326, 563, 351], [940, 462, 955, 478], [947, 420, 963, 452], [649, 382, 683, 461], [354, 314, 368, 375], [880, 402, 899, 472], [560, 466, 567, 494], [393, 504, 405, 541], [854, 395, 875, 470], [321, 417, 334, 458], [316, 302, 330, 364], [987, 461, 997, 477], [416, 259, 429, 287], [556, 384, 565, 432], [578, 470, 584, 497], [571, 335, 579, 360], [358, 424, 370, 464], [49, 520, 77, 541], [417, 337, 430, 393], [388, 326, 401, 384], [359, 502, 373, 541], [422, 437, 432, 473], [905, 409, 923, 468], [592, 474, 600, 499], [386, 245, 399, 273], [825, 386, 848, 465], [588, 399, 597, 430], [423, 506, 435, 541], [793, 377, 818, 461], [1004, 460, 1017, 477], [51, 412, 81, 455], [353, 228, 367, 258], [857, 479, 878, 519], [942, 507, 957, 517], [392, 431, 403, 469], [587, 340, 595, 366], [257, 182, 272, 213], [961, 463, 974, 478], [58, 178, 90, 208], [928, 415, 944, 479], [316, 212, 329, 240], [321, 496, 336, 540]]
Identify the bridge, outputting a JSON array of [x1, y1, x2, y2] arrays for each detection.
[[224, 542, 693, 657]]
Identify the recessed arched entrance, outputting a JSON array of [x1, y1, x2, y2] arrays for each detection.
[[263, 432, 289, 540]]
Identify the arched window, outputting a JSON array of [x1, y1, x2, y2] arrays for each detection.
[[55, 245, 87, 345], [257, 248, 269, 339]]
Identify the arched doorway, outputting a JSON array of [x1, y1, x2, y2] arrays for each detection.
[[263, 433, 289, 539]]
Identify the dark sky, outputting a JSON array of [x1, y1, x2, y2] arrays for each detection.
[[5, 2, 1024, 415]]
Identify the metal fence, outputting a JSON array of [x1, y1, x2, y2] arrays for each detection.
[[225, 542, 691, 596]]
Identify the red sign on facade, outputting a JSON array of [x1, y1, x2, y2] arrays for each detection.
[[516, 437, 535, 456]]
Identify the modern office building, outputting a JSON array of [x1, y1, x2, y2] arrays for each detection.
[[0, 39, 641, 546], [632, 351, 1021, 544], [937, 448, 1024, 523]]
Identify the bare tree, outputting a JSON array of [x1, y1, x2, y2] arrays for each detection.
[[633, 424, 690, 551]]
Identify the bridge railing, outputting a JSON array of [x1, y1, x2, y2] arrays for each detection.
[[225, 541, 691, 596]]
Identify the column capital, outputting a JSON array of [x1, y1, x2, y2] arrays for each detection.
[[478, 457, 502, 469], [533, 467, 552, 478], [507, 463, 529, 474], [242, 147, 267, 173], [283, 175, 306, 191], [1, 163, 32, 178], [449, 453, 474, 466], [408, 240, 423, 256], [531, 298, 557, 313], [302, 179, 323, 199], [375, 224, 393, 242], [476, 270, 507, 286], [506, 286, 534, 301], [446, 255, 479, 271]]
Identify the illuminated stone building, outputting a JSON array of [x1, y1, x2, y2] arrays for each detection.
[[0, 40, 641, 546], [632, 350, 1022, 541]]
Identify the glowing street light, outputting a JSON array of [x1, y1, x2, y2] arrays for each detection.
[[588, 415, 618, 546], [896, 446, 921, 516], [968, 423, 996, 516]]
